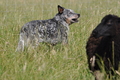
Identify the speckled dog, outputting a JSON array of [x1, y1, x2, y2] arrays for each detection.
[[16, 5, 80, 51]]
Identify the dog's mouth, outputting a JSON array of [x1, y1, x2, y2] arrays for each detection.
[[66, 14, 80, 25], [72, 14, 80, 23], [72, 18, 79, 22]]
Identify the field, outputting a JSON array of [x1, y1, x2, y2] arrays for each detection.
[[0, 0, 120, 80]]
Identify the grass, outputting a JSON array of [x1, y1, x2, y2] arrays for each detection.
[[0, 0, 120, 80]]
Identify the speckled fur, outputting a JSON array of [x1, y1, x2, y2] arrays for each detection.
[[16, 5, 80, 51]]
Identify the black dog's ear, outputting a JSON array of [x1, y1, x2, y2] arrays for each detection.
[[101, 14, 113, 23], [58, 5, 64, 14]]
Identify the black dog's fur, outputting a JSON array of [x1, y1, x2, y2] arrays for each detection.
[[16, 5, 80, 51], [86, 14, 120, 79]]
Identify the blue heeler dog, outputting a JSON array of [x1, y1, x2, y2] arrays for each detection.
[[16, 5, 80, 51]]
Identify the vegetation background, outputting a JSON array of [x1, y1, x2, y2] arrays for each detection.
[[0, 0, 120, 80]]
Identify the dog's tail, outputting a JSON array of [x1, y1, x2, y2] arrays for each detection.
[[16, 33, 25, 52]]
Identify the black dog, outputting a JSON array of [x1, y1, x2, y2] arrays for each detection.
[[16, 5, 80, 51], [86, 14, 120, 80]]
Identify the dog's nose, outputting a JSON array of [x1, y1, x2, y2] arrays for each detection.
[[92, 30, 99, 38], [78, 14, 80, 17], [93, 30, 98, 35]]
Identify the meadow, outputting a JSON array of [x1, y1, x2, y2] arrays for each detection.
[[0, 0, 120, 80]]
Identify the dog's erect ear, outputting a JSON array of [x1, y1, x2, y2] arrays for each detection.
[[58, 5, 64, 14]]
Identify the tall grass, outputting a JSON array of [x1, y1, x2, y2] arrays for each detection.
[[0, 0, 120, 80]]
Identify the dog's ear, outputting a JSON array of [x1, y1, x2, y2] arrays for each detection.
[[58, 5, 64, 14]]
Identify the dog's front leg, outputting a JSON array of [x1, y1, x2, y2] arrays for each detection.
[[60, 28, 68, 45], [62, 36, 68, 45]]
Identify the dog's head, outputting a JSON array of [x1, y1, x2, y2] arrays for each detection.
[[92, 14, 120, 38], [58, 5, 80, 25]]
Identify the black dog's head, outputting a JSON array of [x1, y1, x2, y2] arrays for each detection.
[[92, 14, 120, 38], [57, 5, 80, 25]]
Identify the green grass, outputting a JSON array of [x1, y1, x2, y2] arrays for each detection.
[[0, 0, 120, 80]]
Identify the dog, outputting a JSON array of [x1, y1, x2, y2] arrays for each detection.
[[86, 14, 120, 80], [16, 5, 80, 51]]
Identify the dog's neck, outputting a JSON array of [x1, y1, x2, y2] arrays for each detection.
[[53, 15, 69, 33], [53, 15, 69, 26], [53, 15, 69, 28]]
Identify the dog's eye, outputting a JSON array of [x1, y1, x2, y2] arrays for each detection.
[[107, 23, 112, 26]]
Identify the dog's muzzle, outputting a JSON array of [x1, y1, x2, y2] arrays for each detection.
[[71, 14, 80, 22]]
